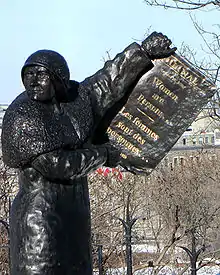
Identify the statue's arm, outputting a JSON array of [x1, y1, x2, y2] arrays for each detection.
[[83, 32, 176, 119], [31, 144, 119, 181], [83, 42, 153, 119]]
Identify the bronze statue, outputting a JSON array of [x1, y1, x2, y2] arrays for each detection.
[[1, 32, 176, 275]]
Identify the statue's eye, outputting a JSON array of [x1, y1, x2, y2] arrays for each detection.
[[38, 72, 50, 79], [25, 71, 34, 78]]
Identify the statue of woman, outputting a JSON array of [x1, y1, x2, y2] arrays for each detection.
[[1, 32, 176, 275]]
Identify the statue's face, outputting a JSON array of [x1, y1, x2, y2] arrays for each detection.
[[23, 66, 55, 102]]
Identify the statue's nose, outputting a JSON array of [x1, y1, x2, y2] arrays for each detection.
[[30, 74, 40, 86]]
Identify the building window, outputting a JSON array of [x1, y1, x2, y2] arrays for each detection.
[[199, 137, 203, 145], [183, 138, 186, 145], [180, 157, 185, 166], [216, 131, 220, 139], [173, 157, 178, 166], [192, 138, 196, 145], [205, 137, 209, 144], [164, 158, 168, 167], [170, 162, 173, 170], [211, 136, 215, 144]]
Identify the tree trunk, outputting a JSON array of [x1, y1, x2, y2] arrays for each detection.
[[190, 230, 197, 275]]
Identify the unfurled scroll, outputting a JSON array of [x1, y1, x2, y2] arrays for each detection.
[[108, 53, 217, 173]]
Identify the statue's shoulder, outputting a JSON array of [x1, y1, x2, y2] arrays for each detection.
[[11, 91, 28, 102], [7, 91, 29, 111], [64, 80, 91, 111]]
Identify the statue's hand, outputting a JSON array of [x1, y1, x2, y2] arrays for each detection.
[[104, 143, 121, 168], [31, 144, 120, 181], [83, 141, 121, 168], [32, 151, 59, 179], [142, 31, 177, 60]]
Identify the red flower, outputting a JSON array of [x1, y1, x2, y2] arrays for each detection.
[[103, 168, 111, 177], [97, 168, 103, 175], [118, 172, 123, 180]]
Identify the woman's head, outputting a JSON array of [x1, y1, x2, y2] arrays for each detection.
[[21, 50, 70, 102]]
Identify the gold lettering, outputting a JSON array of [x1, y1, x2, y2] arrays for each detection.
[[107, 127, 141, 156], [164, 56, 199, 86], [152, 93, 165, 105], [120, 153, 127, 159], [132, 117, 159, 141], [153, 77, 178, 103], [116, 121, 133, 135], [137, 93, 165, 119], [161, 68, 185, 89], [133, 132, 146, 145], [119, 107, 134, 120]]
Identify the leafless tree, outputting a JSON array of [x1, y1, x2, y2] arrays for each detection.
[[134, 150, 220, 274], [144, 0, 220, 12], [144, 0, 220, 124], [0, 158, 17, 274], [89, 168, 150, 274]]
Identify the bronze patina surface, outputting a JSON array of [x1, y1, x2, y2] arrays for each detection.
[[108, 53, 216, 173]]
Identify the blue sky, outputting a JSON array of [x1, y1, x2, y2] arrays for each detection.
[[1, 0, 219, 103]]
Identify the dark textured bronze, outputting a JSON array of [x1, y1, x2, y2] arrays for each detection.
[[107, 53, 217, 174], [21, 49, 70, 89], [2, 32, 175, 275]]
